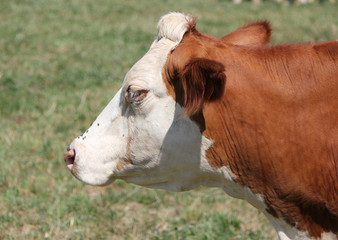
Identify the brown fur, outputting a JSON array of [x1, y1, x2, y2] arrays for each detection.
[[163, 20, 338, 238], [220, 21, 272, 46], [175, 58, 226, 116]]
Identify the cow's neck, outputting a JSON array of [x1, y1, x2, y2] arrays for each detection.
[[202, 96, 269, 200], [201, 76, 333, 239]]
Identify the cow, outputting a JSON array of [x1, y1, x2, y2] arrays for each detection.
[[64, 13, 338, 240]]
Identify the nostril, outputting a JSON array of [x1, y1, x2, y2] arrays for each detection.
[[64, 149, 76, 170]]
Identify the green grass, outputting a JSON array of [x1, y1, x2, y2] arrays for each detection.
[[0, 0, 337, 239]]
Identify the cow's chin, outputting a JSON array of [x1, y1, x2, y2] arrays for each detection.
[[67, 155, 116, 186], [70, 165, 116, 186], [65, 138, 121, 186]]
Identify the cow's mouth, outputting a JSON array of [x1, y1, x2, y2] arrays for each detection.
[[64, 148, 76, 170]]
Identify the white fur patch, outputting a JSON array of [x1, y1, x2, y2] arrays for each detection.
[[155, 12, 193, 43]]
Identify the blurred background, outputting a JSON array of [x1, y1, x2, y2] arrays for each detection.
[[0, 0, 337, 239]]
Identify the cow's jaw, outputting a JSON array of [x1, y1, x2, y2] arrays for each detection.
[[116, 104, 216, 191]]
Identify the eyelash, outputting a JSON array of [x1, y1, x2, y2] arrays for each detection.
[[126, 87, 148, 103]]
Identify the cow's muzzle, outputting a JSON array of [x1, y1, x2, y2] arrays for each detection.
[[64, 148, 75, 170]]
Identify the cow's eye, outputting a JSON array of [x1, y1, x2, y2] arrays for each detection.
[[126, 86, 148, 103]]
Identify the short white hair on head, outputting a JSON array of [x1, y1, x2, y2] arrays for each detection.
[[156, 12, 195, 43]]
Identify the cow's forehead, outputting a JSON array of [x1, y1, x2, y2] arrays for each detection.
[[123, 12, 192, 94], [123, 38, 177, 94]]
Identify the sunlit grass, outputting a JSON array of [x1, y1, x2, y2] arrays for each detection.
[[0, 0, 337, 239]]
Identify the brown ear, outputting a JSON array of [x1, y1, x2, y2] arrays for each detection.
[[177, 58, 226, 116], [221, 21, 272, 46]]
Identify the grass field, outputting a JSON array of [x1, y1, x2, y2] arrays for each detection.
[[0, 0, 337, 239]]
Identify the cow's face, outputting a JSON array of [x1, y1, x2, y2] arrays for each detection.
[[65, 40, 215, 189], [65, 13, 217, 190]]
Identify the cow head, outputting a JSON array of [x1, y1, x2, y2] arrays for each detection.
[[64, 13, 271, 190]]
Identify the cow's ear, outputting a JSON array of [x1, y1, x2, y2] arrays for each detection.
[[178, 58, 226, 116], [221, 21, 272, 46]]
